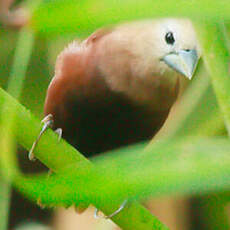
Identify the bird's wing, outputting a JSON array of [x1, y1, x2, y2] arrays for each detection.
[[44, 27, 113, 118]]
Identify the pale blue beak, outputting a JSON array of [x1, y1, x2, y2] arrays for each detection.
[[163, 49, 199, 80]]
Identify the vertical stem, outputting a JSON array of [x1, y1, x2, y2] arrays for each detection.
[[7, 28, 34, 97], [0, 28, 35, 179], [0, 27, 35, 229], [195, 20, 230, 135], [194, 20, 230, 230]]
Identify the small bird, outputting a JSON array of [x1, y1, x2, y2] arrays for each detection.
[[41, 18, 199, 157], [29, 18, 200, 216]]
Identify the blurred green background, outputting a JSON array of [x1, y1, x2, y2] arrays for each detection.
[[1, 0, 230, 230]]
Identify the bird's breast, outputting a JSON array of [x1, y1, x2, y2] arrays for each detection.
[[52, 86, 170, 157]]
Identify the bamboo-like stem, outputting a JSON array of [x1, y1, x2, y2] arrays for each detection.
[[193, 21, 230, 230], [0, 88, 168, 230], [195, 21, 230, 135], [0, 27, 34, 230]]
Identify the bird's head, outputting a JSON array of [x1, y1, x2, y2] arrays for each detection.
[[142, 18, 201, 80], [89, 18, 201, 106], [113, 18, 201, 82]]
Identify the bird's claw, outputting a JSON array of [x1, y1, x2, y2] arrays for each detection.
[[29, 114, 54, 161], [54, 128, 62, 142], [94, 199, 128, 219]]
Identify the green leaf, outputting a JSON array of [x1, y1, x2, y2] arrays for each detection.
[[15, 137, 230, 207]]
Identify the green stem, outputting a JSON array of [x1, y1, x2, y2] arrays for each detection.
[[7, 28, 34, 98], [194, 20, 230, 230], [0, 89, 168, 230], [195, 21, 230, 135], [0, 28, 35, 179], [0, 24, 34, 230]]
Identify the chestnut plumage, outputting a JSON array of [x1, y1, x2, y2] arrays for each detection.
[[44, 19, 199, 157]]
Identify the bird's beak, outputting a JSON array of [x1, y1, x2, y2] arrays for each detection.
[[162, 49, 199, 80]]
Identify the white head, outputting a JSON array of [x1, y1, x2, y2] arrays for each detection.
[[124, 18, 201, 80], [96, 18, 201, 107]]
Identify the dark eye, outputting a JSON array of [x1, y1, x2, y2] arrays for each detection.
[[165, 32, 175, 45]]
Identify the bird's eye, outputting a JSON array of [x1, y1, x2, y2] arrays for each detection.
[[165, 32, 175, 45]]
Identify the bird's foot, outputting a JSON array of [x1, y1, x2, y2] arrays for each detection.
[[29, 114, 55, 161], [54, 128, 62, 142], [94, 199, 128, 219]]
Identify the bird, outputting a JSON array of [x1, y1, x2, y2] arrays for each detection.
[[29, 18, 200, 217], [41, 18, 199, 157]]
